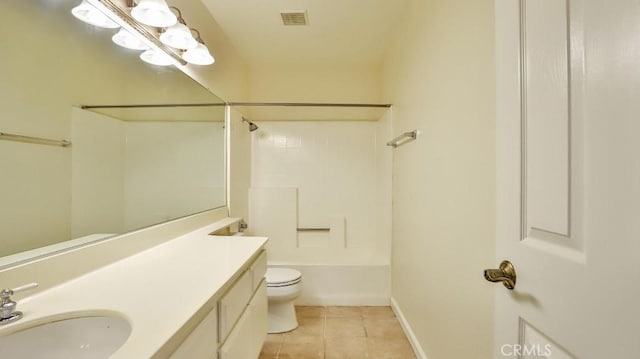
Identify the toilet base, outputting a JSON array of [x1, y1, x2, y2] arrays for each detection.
[[267, 300, 298, 333]]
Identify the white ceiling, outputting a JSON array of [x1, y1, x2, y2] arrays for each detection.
[[201, 0, 410, 67]]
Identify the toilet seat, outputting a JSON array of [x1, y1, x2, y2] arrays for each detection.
[[266, 268, 302, 287]]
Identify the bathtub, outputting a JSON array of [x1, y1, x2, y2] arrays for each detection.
[[267, 263, 391, 306]]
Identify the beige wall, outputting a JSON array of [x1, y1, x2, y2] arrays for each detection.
[[382, 0, 496, 358], [228, 107, 252, 220], [172, 0, 249, 102], [249, 64, 382, 103]]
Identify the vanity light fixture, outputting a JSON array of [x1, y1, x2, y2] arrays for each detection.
[[130, 0, 177, 28], [182, 29, 215, 65], [112, 28, 149, 50], [159, 7, 198, 50], [69, 0, 215, 67], [71, 0, 119, 29], [140, 48, 176, 66]]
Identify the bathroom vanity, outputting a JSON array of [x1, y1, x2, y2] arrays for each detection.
[[171, 239, 268, 359], [0, 218, 268, 358]]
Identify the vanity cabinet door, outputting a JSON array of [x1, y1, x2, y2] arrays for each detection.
[[218, 269, 253, 341], [250, 250, 267, 290], [170, 308, 218, 359], [219, 280, 267, 359]]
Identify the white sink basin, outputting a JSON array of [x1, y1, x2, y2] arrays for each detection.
[[0, 315, 131, 358]]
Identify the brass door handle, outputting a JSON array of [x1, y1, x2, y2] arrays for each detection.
[[484, 260, 516, 290]]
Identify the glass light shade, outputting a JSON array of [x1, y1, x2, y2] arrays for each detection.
[[159, 23, 198, 50], [183, 43, 215, 65], [112, 28, 149, 50], [131, 0, 177, 28], [71, 0, 119, 29], [140, 48, 175, 66]]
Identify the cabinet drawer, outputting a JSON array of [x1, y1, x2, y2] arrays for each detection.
[[170, 308, 218, 358], [219, 280, 267, 359], [218, 269, 252, 341], [251, 251, 267, 291]]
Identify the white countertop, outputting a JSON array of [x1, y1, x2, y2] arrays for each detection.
[[0, 223, 267, 358]]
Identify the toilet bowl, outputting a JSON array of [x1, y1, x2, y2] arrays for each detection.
[[266, 267, 302, 333]]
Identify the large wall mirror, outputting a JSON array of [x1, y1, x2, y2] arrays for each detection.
[[0, 1, 227, 267]]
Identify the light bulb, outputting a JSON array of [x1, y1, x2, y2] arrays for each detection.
[[183, 43, 215, 65], [140, 48, 176, 66], [131, 0, 177, 28], [160, 23, 198, 50], [71, 0, 119, 29], [112, 28, 149, 50]]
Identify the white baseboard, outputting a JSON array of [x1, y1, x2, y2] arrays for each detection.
[[391, 297, 429, 359], [296, 294, 390, 306]]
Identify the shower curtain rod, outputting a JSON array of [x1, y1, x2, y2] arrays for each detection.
[[227, 102, 392, 108], [81, 102, 392, 109], [81, 103, 226, 109]]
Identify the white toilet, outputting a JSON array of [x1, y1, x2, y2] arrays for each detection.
[[265, 267, 302, 333]]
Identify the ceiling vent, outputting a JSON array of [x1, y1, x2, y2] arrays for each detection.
[[280, 11, 308, 26]]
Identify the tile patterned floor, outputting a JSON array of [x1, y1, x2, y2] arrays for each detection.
[[260, 306, 417, 359]]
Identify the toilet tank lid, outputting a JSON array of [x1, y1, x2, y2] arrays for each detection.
[[266, 268, 302, 285]]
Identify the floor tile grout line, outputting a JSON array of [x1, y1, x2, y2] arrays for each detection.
[[276, 333, 283, 359], [323, 305, 327, 358], [272, 306, 409, 359]]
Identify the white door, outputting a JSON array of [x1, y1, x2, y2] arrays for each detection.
[[494, 0, 640, 358]]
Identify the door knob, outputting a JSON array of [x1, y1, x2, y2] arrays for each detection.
[[484, 260, 516, 290]]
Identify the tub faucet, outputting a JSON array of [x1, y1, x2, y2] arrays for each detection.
[[1, 282, 38, 325]]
